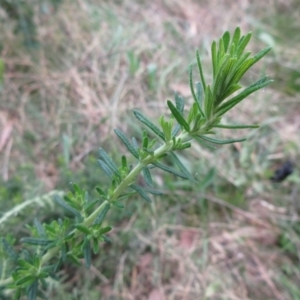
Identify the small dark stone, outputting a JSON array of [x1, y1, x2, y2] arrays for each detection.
[[270, 161, 293, 182]]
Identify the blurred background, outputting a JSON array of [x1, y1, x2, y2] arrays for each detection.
[[0, 0, 299, 299]]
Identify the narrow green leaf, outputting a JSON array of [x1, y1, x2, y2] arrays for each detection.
[[111, 201, 125, 208], [15, 275, 34, 286], [229, 42, 236, 56], [28, 281, 38, 300], [1, 238, 18, 261], [172, 123, 181, 137], [102, 235, 112, 243], [167, 100, 190, 132], [175, 142, 191, 150], [169, 152, 196, 182], [189, 67, 197, 104], [192, 114, 205, 131], [132, 137, 139, 152], [213, 54, 231, 103], [201, 135, 246, 144], [152, 162, 188, 179], [193, 136, 217, 150], [18, 258, 32, 269], [143, 187, 163, 195], [195, 82, 205, 115], [72, 183, 81, 194], [99, 148, 120, 177], [252, 47, 272, 64], [232, 27, 241, 49], [98, 159, 114, 179], [221, 83, 242, 100], [224, 52, 251, 87], [84, 240, 91, 269], [74, 225, 90, 235], [228, 57, 254, 86], [217, 38, 225, 63], [99, 226, 112, 234], [92, 238, 99, 254], [187, 103, 198, 125], [159, 116, 171, 141], [142, 134, 149, 149], [196, 49, 206, 91], [60, 244, 67, 261], [148, 138, 157, 149], [114, 129, 139, 158], [121, 155, 127, 169], [204, 86, 214, 118], [54, 195, 81, 218], [133, 110, 165, 141], [175, 92, 184, 114], [130, 184, 152, 203], [211, 41, 218, 78], [84, 199, 99, 212], [214, 124, 259, 129], [190, 67, 205, 117], [222, 31, 230, 52], [95, 187, 107, 198], [142, 148, 154, 155], [236, 32, 252, 56], [216, 77, 273, 117], [93, 203, 110, 225], [21, 238, 54, 246], [34, 218, 46, 238], [142, 167, 153, 187]]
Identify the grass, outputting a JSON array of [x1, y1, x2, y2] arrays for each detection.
[[0, 0, 300, 299]]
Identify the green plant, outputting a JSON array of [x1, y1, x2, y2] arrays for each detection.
[[0, 27, 272, 299]]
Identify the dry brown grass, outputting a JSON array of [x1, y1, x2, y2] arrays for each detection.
[[96, 204, 293, 300]]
